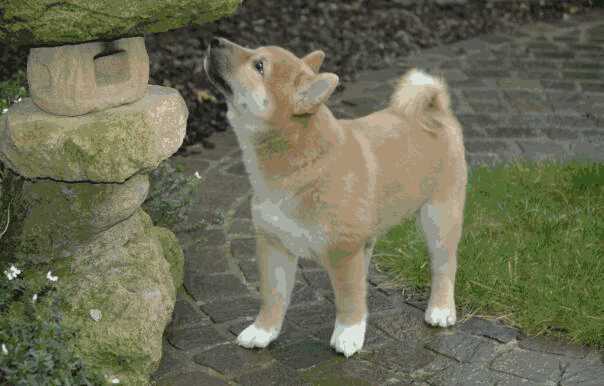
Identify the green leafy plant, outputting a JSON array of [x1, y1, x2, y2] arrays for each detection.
[[0, 69, 28, 216], [142, 159, 202, 230], [0, 70, 28, 114], [0, 262, 106, 385]]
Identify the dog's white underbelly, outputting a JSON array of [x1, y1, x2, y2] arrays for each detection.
[[252, 197, 327, 259]]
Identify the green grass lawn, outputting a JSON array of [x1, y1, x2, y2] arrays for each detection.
[[374, 160, 604, 348]]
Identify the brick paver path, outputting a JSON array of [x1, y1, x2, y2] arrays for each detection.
[[152, 11, 604, 386]]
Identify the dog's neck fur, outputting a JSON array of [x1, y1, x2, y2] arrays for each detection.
[[228, 103, 345, 195]]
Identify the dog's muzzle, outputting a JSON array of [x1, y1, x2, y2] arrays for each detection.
[[204, 39, 233, 96]]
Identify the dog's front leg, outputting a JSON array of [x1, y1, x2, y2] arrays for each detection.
[[237, 231, 298, 348], [324, 245, 369, 357]]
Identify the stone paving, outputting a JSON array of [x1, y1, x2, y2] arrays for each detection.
[[151, 11, 604, 386]]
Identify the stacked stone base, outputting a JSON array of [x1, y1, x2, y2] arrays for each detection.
[[0, 36, 187, 385], [0, 169, 184, 385]]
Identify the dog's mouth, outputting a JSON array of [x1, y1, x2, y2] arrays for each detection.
[[204, 50, 233, 96]]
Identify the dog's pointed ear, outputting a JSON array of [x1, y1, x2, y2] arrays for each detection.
[[302, 50, 325, 73], [293, 73, 339, 115]]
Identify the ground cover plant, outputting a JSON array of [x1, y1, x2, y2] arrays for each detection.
[[0, 259, 106, 385], [374, 160, 604, 347], [0, 69, 27, 114]]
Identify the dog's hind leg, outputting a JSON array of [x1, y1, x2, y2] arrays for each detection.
[[237, 231, 298, 348], [417, 179, 466, 327]]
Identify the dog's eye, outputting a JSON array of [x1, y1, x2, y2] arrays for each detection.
[[254, 60, 264, 75]]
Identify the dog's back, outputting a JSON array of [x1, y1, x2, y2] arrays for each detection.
[[337, 69, 467, 235]]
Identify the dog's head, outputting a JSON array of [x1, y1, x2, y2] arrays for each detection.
[[204, 38, 338, 125]]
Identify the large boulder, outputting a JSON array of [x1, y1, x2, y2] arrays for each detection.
[[54, 209, 184, 385], [0, 0, 241, 47]]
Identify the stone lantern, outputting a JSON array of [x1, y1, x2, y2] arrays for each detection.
[[0, 1, 240, 384]]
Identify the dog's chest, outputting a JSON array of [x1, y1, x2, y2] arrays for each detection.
[[228, 113, 328, 259], [251, 195, 326, 259]]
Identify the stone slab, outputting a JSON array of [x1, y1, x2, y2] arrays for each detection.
[[0, 0, 240, 46], [490, 348, 564, 383], [0, 172, 148, 262], [458, 317, 519, 343], [167, 324, 228, 351], [184, 273, 248, 303], [169, 300, 211, 329], [156, 371, 229, 386], [236, 362, 309, 386], [152, 340, 198, 380], [200, 296, 260, 323], [270, 339, 340, 370], [0, 85, 187, 182], [192, 343, 273, 377]]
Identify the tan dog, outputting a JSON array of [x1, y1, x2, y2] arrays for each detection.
[[203, 38, 467, 357]]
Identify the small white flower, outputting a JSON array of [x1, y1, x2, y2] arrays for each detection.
[[10, 265, 22, 277], [1, 108, 7, 114], [1, 343, 7, 355], [4, 264, 22, 281], [90, 309, 102, 322], [111, 378, 120, 384], [32, 294, 38, 303], [46, 271, 58, 282], [194, 171, 202, 180]]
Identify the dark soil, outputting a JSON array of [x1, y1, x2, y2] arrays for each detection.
[[0, 0, 595, 152]]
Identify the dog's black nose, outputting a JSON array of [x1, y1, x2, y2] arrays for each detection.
[[210, 38, 221, 48]]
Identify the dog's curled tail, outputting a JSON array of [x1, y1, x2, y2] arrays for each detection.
[[389, 68, 450, 134]]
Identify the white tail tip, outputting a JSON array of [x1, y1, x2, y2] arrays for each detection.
[[406, 69, 437, 86]]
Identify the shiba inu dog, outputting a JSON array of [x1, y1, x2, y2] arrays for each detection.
[[203, 37, 467, 357]]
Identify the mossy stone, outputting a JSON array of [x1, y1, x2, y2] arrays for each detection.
[[55, 210, 178, 385], [0, 170, 149, 263], [152, 225, 185, 290], [0, 86, 188, 183], [0, 0, 240, 47]]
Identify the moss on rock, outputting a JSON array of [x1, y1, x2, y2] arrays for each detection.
[[152, 226, 185, 290], [0, 86, 188, 183], [0, 166, 31, 265], [55, 209, 178, 385], [0, 170, 149, 263], [0, 0, 240, 47]]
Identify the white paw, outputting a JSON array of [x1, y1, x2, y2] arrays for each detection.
[[236, 323, 279, 348], [329, 318, 367, 358], [425, 306, 456, 327]]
